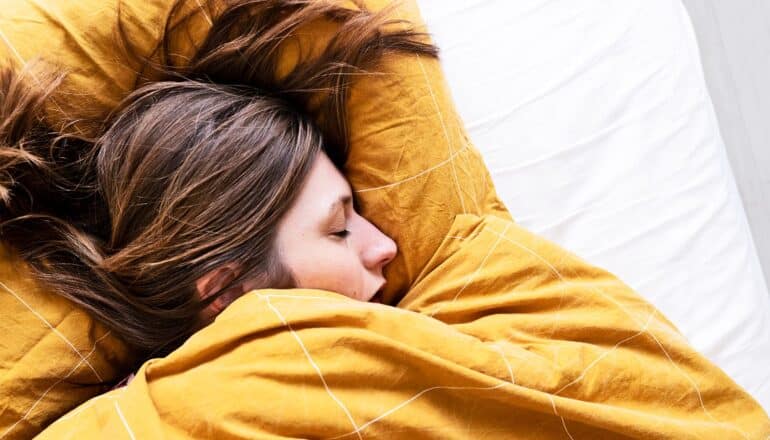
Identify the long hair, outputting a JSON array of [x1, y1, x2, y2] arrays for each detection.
[[1, 72, 315, 356], [0, 0, 437, 360], [125, 0, 438, 164]]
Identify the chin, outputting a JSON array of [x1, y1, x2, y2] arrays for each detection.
[[351, 289, 378, 303]]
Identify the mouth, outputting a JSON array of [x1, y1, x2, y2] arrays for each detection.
[[371, 281, 386, 303]]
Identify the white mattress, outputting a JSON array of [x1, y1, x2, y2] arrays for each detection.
[[417, 0, 770, 410]]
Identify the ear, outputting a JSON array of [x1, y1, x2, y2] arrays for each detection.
[[196, 264, 244, 321]]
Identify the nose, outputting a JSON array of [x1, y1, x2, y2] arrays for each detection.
[[361, 220, 397, 270]]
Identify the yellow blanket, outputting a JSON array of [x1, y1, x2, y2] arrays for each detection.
[[38, 214, 770, 439]]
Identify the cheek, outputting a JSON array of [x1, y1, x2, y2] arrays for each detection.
[[282, 240, 365, 297]]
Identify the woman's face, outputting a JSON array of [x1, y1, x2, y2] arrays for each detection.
[[270, 153, 397, 302]]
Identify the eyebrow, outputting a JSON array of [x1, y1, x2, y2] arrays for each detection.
[[327, 195, 353, 221]]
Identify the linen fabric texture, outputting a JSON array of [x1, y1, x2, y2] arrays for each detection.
[[0, 0, 766, 438]]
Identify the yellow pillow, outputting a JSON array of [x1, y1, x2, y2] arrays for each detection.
[[0, 0, 510, 296], [0, 0, 509, 436], [0, 2, 165, 436], [0, 245, 134, 438]]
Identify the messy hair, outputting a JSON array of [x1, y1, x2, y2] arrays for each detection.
[[0, 0, 437, 359]]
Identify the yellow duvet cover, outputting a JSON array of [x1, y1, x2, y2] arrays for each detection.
[[1, 0, 768, 437], [38, 214, 770, 439]]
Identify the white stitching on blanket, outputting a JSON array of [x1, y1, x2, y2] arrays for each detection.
[[0, 331, 111, 439], [194, 0, 213, 25], [486, 227, 749, 439], [428, 223, 511, 318], [0, 280, 103, 381], [554, 311, 655, 395], [353, 143, 471, 193], [490, 343, 515, 385], [326, 383, 508, 440], [260, 294, 363, 440], [417, 66, 467, 214], [46, 387, 130, 439], [113, 401, 136, 440], [262, 295, 516, 439], [548, 395, 575, 440], [0, 27, 26, 65], [0, 25, 73, 130], [642, 330, 749, 439], [395, 10, 466, 215]]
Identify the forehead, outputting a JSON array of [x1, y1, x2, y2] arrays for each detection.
[[283, 153, 351, 223], [305, 153, 350, 193]]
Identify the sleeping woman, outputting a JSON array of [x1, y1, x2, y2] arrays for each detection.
[[3, 2, 770, 437], [3, 77, 396, 357], [0, 0, 433, 359]]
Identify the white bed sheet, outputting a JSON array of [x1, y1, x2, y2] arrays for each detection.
[[416, 0, 770, 410]]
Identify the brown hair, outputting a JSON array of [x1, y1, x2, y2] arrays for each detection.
[[0, 0, 436, 360], [135, 0, 437, 162]]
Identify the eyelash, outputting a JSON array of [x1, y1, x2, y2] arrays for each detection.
[[332, 229, 350, 239]]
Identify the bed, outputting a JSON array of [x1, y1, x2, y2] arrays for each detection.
[[417, 0, 770, 410], [0, 0, 768, 437]]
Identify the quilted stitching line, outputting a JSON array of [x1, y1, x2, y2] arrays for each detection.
[[193, 0, 213, 25], [354, 142, 470, 193], [0, 331, 110, 439], [0, 25, 72, 131], [485, 226, 749, 439], [261, 294, 514, 440], [489, 343, 516, 385], [427, 222, 511, 318], [0, 26, 25, 65], [396, 8, 467, 215], [260, 294, 363, 440], [0, 279, 103, 381], [113, 400, 136, 440], [548, 395, 576, 440], [326, 383, 508, 440]]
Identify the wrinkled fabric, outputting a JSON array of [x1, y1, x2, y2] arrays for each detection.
[[0, 246, 134, 439], [0, 0, 496, 436], [38, 214, 770, 439], [0, 0, 508, 303], [2, 0, 768, 438], [418, 0, 770, 409]]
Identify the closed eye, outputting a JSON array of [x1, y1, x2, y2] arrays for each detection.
[[332, 229, 350, 239]]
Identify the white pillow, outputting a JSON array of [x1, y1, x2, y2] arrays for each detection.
[[417, 0, 770, 410]]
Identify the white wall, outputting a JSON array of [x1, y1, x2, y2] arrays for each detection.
[[681, 0, 770, 290]]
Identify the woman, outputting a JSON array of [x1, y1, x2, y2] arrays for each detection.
[[0, 0, 435, 360]]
